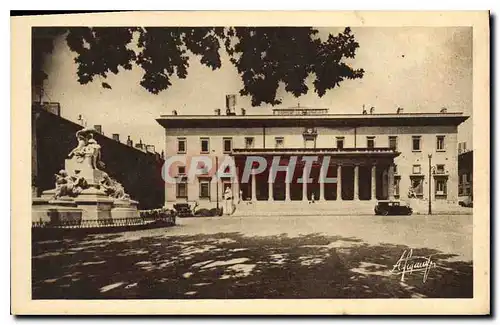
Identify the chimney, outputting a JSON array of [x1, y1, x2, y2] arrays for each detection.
[[126, 135, 133, 147], [135, 139, 145, 151], [172, 110, 178, 115], [215, 109, 221, 116], [77, 114, 86, 126], [112, 133, 120, 142], [226, 94, 236, 112], [397, 107, 404, 114], [146, 144, 155, 153], [94, 125, 102, 134], [440, 107, 448, 113]]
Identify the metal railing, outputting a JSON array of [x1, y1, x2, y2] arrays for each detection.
[[32, 215, 176, 229]]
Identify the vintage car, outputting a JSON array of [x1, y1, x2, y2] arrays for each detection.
[[374, 200, 413, 216], [459, 196, 473, 208], [173, 203, 194, 218]]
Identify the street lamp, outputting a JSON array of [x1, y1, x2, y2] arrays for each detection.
[[428, 153, 432, 215]]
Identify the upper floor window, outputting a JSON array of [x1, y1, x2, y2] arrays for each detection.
[[336, 137, 345, 149], [436, 164, 445, 174], [412, 164, 421, 174], [436, 135, 445, 151], [177, 137, 186, 153], [200, 137, 210, 153], [223, 137, 233, 153], [178, 166, 186, 175], [389, 136, 398, 150], [245, 137, 255, 149], [367, 136, 375, 149], [412, 136, 421, 152], [275, 137, 285, 149]]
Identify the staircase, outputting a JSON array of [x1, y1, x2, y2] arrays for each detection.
[[232, 200, 376, 217]]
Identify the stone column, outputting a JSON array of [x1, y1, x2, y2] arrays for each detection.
[[337, 165, 343, 201], [371, 165, 377, 200], [268, 166, 274, 201], [251, 172, 257, 202], [235, 166, 241, 203], [354, 164, 359, 200], [302, 166, 308, 201], [388, 164, 395, 200], [285, 169, 291, 201], [319, 165, 325, 201]]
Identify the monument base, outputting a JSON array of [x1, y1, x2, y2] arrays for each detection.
[[32, 198, 83, 225], [111, 199, 140, 220]]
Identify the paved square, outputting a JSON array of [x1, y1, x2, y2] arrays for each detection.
[[32, 214, 472, 299]]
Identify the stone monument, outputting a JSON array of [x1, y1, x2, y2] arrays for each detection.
[[32, 128, 140, 226]]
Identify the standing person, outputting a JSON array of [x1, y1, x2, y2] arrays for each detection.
[[223, 186, 233, 215]]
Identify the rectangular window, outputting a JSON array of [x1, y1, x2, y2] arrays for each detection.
[[275, 137, 284, 148], [389, 136, 398, 150], [435, 179, 447, 197], [176, 182, 187, 198], [436, 164, 445, 174], [412, 136, 421, 151], [367, 136, 375, 149], [245, 137, 254, 149], [394, 164, 398, 175], [178, 166, 186, 175], [336, 137, 345, 149], [223, 137, 233, 153], [437, 135, 445, 151], [199, 180, 210, 199], [200, 137, 210, 153], [412, 165, 421, 174], [177, 137, 186, 153], [410, 178, 424, 197]]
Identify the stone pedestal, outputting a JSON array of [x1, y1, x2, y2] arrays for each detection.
[[65, 156, 104, 186], [111, 199, 140, 220], [74, 188, 114, 222], [32, 197, 82, 225]]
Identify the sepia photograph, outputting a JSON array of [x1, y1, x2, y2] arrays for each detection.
[[11, 11, 490, 315]]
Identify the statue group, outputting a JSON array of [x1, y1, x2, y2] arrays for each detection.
[[53, 128, 130, 201], [68, 128, 105, 169]]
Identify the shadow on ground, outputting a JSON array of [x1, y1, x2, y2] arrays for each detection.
[[32, 230, 472, 299]]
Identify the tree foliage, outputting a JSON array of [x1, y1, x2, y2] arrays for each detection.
[[33, 27, 364, 106]]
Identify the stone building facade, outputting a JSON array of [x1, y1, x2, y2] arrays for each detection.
[[156, 107, 468, 212]]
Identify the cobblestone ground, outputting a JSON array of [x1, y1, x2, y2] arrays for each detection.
[[32, 214, 473, 299]]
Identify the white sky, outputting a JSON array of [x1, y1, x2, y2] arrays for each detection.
[[42, 27, 473, 151]]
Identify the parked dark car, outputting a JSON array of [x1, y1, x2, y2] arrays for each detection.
[[173, 203, 193, 218], [374, 200, 413, 216], [459, 196, 473, 208]]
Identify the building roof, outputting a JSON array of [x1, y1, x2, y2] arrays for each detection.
[[156, 112, 469, 129]]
